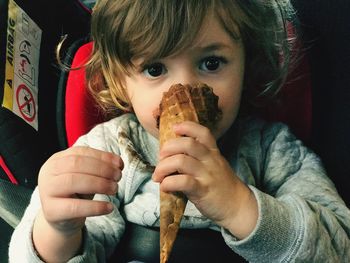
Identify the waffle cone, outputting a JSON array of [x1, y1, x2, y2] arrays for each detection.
[[157, 83, 221, 263]]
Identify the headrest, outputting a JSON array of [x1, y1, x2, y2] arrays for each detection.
[[57, 41, 104, 148], [260, 54, 312, 142]]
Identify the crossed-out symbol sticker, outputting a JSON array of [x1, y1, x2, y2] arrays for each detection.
[[15, 84, 36, 122]]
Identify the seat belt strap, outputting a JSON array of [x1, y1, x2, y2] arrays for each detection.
[[0, 155, 18, 185]]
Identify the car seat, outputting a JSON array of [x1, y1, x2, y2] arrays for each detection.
[[292, 0, 350, 210], [0, 0, 91, 261], [1, 0, 349, 262]]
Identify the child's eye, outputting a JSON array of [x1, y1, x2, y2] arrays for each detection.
[[142, 63, 167, 78], [199, 56, 227, 72]]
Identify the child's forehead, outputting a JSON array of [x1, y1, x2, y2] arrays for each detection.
[[130, 12, 240, 62], [95, 1, 242, 68], [194, 13, 241, 43]]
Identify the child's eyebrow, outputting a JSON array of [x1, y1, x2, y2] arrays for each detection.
[[132, 42, 235, 69], [195, 42, 233, 53]]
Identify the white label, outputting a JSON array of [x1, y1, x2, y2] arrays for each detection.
[[2, 0, 42, 130]]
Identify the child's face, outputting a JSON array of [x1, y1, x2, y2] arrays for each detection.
[[124, 14, 245, 140]]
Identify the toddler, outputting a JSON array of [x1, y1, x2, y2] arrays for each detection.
[[9, 0, 350, 262]]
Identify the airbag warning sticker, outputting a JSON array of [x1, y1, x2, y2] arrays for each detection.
[[2, 0, 42, 130]]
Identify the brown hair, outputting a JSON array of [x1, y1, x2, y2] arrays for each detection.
[[86, 0, 296, 116]]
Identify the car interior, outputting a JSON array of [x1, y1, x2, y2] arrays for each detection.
[[1, 0, 349, 262]]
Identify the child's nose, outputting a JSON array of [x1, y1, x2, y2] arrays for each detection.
[[175, 68, 200, 86]]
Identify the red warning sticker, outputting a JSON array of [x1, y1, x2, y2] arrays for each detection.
[[16, 84, 36, 122]]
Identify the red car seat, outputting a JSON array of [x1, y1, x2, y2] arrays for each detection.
[[57, 41, 104, 149]]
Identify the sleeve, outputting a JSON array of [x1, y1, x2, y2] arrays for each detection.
[[9, 122, 126, 263], [221, 123, 350, 262], [9, 189, 125, 263]]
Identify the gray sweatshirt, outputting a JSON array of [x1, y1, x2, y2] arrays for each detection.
[[9, 113, 350, 262]]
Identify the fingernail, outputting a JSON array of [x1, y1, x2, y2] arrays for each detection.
[[107, 203, 114, 212], [114, 171, 121, 181], [113, 157, 123, 168], [111, 182, 118, 193]]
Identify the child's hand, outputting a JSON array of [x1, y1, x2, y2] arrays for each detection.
[[153, 121, 258, 239], [37, 146, 123, 235]]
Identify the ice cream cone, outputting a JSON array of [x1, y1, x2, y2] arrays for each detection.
[[157, 83, 222, 263]]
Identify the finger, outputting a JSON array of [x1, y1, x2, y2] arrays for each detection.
[[173, 121, 217, 149], [65, 146, 124, 170], [42, 148, 123, 181], [159, 136, 211, 161], [50, 146, 124, 170], [160, 174, 199, 196], [46, 173, 118, 197], [81, 147, 123, 168], [153, 154, 202, 183], [44, 198, 114, 222]]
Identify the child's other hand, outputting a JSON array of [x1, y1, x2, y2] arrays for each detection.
[[153, 121, 258, 239], [37, 146, 123, 235]]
